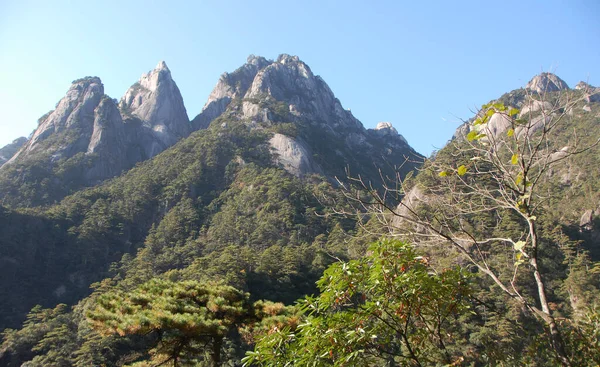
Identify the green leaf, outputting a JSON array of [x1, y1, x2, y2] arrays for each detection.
[[485, 109, 496, 117], [467, 130, 478, 142], [508, 108, 519, 117], [457, 165, 467, 176], [514, 241, 526, 251], [507, 128, 514, 137], [473, 118, 484, 126], [511, 154, 518, 165], [515, 174, 523, 185], [492, 102, 507, 111]]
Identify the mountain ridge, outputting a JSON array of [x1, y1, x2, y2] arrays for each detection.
[[0, 54, 421, 207]]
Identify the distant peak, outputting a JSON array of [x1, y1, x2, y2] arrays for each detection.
[[155, 60, 169, 71], [277, 54, 300, 64], [525, 72, 569, 93], [375, 122, 398, 134], [71, 76, 102, 86], [575, 81, 595, 90], [246, 54, 269, 66], [371, 122, 408, 145]]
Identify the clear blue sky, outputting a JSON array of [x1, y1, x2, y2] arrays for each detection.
[[1, 0, 598, 156]]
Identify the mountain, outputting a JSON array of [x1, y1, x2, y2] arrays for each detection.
[[454, 72, 597, 141], [0, 137, 27, 167], [0, 59, 599, 366], [193, 54, 420, 179], [0, 54, 421, 336], [0, 62, 190, 208], [0, 56, 419, 208], [435, 72, 600, 237], [119, 61, 191, 157]]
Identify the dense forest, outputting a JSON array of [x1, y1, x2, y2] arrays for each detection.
[[0, 62, 599, 366]]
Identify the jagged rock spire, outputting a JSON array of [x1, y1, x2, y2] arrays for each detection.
[[119, 61, 190, 146]]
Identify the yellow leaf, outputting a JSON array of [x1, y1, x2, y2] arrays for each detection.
[[507, 128, 514, 137], [511, 154, 518, 165], [457, 165, 467, 176]]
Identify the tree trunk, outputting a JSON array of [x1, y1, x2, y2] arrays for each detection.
[[211, 337, 223, 367], [529, 219, 571, 366]]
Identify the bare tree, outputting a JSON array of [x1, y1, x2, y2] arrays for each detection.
[[331, 87, 598, 366]]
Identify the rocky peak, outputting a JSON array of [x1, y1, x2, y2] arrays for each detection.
[[575, 81, 594, 90], [374, 122, 398, 135], [276, 54, 301, 64], [9, 77, 105, 161], [247, 54, 270, 68], [191, 54, 422, 178], [369, 122, 408, 145], [119, 61, 190, 145], [525, 72, 569, 93], [193, 54, 363, 133], [192, 58, 266, 130]]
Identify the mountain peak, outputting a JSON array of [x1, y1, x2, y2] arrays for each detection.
[[156, 60, 169, 71], [276, 54, 301, 64], [370, 122, 408, 146], [525, 72, 569, 93], [575, 81, 594, 90], [246, 54, 269, 67], [193, 54, 361, 133], [374, 122, 398, 134], [71, 76, 103, 86], [119, 62, 189, 147]]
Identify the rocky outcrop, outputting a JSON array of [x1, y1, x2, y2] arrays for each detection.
[[525, 72, 569, 94], [575, 81, 600, 103], [0, 137, 27, 167], [580, 209, 594, 231], [120, 61, 190, 154], [269, 133, 322, 177], [369, 122, 408, 144]]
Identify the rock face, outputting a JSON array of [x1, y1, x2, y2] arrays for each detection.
[[120, 61, 190, 152], [269, 133, 322, 176], [192, 54, 422, 178], [0, 137, 27, 167], [525, 72, 569, 94]]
